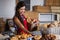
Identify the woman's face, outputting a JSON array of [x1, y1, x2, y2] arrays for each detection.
[[18, 6, 25, 15]]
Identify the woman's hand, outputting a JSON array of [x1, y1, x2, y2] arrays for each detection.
[[27, 17, 32, 23]]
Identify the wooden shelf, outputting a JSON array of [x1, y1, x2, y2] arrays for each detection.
[[33, 6, 51, 13], [45, 0, 60, 6]]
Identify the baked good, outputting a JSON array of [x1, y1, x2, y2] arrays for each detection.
[[34, 35, 41, 40]]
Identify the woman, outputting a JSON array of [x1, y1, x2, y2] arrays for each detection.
[[13, 1, 31, 34]]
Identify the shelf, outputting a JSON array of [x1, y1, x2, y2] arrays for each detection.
[[33, 6, 51, 13]]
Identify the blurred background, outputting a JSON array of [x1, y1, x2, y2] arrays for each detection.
[[0, 0, 60, 40], [0, 0, 60, 24]]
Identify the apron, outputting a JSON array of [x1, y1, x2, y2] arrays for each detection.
[[18, 15, 28, 34]]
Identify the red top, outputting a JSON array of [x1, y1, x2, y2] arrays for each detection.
[[18, 15, 28, 34]]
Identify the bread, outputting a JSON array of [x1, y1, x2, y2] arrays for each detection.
[[21, 34, 27, 39], [11, 36, 18, 40], [34, 35, 41, 40], [47, 34, 56, 40]]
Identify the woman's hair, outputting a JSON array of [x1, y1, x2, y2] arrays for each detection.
[[13, 1, 26, 26], [15, 1, 26, 17]]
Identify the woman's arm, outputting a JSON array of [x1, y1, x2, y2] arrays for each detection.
[[13, 16, 31, 34]]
